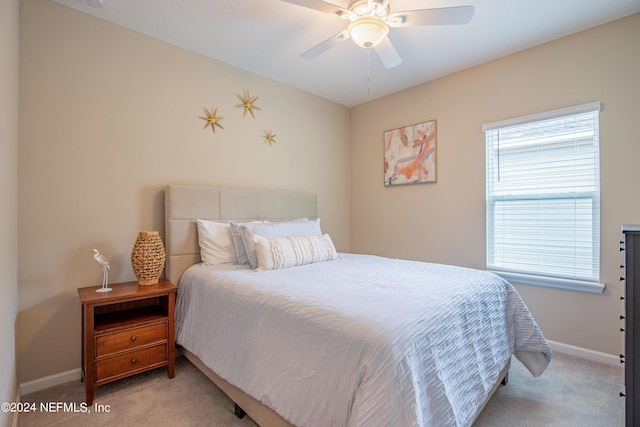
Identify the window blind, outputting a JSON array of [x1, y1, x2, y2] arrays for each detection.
[[484, 102, 603, 293]]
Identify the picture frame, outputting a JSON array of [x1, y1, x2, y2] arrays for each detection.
[[384, 119, 437, 186]]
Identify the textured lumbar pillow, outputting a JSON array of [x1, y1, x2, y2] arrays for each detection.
[[239, 219, 322, 269], [252, 234, 337, 271]]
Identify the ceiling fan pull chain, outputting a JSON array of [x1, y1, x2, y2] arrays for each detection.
[[367, 48, 371, 95]]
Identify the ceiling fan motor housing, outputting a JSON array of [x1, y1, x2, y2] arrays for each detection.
[[349, 0, 391, 19]]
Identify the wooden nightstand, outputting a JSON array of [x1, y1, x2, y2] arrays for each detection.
[[78, 279, 178, 405]]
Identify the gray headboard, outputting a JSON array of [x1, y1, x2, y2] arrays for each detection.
[[164, 184, 318, 285]]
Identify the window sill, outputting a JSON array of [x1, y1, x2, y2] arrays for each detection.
[[490, 270, 605, 294]]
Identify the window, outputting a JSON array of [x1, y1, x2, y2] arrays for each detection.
[[483, 102, 603, 293]]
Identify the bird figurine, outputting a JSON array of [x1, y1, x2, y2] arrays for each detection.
[[92, 248, 111, 293]]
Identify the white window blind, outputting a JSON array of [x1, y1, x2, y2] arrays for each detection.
[[483, 102, 603, 293]]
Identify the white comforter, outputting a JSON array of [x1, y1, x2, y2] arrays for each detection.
[[175, 254, 551, 427]]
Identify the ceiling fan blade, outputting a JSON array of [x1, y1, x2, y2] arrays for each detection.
[[280, 0, 350, 16], [300, 29, 350, 60], [388, 6, 475, 27], [374, 36, 401, 69]]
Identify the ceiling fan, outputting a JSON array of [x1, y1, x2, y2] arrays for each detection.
[[281, 0, 474, 69]]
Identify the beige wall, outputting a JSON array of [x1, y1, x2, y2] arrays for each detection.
[[351, 13, 640, 356], [17, 0, 351, 383], [0, 0, 20, 425]]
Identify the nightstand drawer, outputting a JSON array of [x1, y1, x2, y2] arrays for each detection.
[[96, 344, 167, 381], [95, 322, 167, 357]]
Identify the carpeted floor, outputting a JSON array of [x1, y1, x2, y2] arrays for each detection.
[[17, 352, 624, 427]]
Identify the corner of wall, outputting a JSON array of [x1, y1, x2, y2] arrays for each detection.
[[0, 1, 20, 427]]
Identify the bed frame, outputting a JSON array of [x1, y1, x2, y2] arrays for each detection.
[[164, 183, 509, 427]]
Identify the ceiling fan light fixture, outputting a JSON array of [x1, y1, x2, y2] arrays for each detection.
[[348, 17, 389, 48]]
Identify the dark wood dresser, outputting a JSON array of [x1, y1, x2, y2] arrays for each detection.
[[78, 279, 177, 405], [622, 225, 640, 426]]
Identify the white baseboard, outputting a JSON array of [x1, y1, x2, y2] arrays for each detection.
[[548, 340, 621, 366], [19, 368, 82, 397]]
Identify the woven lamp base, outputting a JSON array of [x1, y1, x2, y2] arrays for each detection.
[[131, 231, 166, 286]]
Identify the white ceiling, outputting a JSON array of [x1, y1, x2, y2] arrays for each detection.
[[50, 0, 640, 107]]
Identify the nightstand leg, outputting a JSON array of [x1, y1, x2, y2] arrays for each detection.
[[83, 304, 95, 404], [167, 345, 175, 379], [167, 291, 176, 379], [86, 388, 94, 406], [80, 306, 85, 381]]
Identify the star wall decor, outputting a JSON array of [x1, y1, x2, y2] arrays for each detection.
[[263, 129, 277, 147], [199, 107, 224, 135], [235, 89, 261, 118]]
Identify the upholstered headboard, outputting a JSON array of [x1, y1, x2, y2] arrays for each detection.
[[164, 184, 318, 285]]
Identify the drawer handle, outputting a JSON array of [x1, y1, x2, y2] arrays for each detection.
[[131, 335, 137, 342], [131, 358, 137, 365]]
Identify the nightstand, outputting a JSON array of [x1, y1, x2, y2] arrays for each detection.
[[78, 279, 177, 405]]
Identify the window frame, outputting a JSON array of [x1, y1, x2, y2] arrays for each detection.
[[482, 102, 604, 294]]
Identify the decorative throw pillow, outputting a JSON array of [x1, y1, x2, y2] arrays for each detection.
[[230, 222, 250, 265], [229, 221, 268, 265], [239, 218, 322, 269], [253, 234, 337, 271], [196, 219, 236, 264]]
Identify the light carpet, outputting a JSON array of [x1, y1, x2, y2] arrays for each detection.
[[18, 352, 624, 426]]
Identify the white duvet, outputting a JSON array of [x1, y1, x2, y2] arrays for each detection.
[[175, 254, 552, 427]]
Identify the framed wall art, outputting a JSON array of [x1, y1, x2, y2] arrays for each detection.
[[384, 120, 437, 186]]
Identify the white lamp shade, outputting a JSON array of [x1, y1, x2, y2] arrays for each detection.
[[348, 17, 389, 48]]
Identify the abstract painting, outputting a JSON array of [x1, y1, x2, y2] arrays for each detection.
[[384, 120, 437, 186]]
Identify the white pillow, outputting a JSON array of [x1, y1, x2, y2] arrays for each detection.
[[253, 234, 337, 271], [196, 219, 236, 264], [239, 219, 322, 269]]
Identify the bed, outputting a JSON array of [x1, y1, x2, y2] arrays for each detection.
[[164, 184, 552, 427]]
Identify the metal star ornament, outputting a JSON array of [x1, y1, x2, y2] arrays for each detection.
[[235, 90, 261, 118], [199, 107, 224, 134], [263, 129, 277, 147]]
